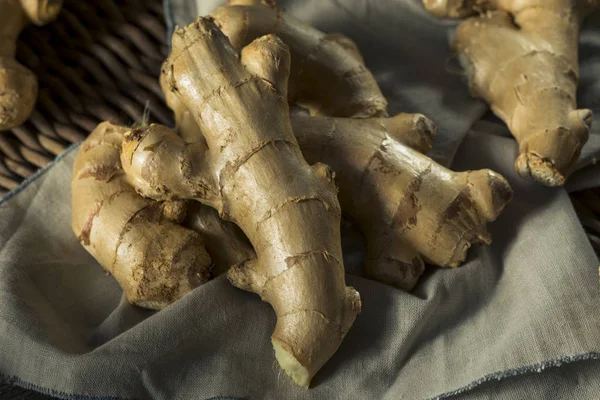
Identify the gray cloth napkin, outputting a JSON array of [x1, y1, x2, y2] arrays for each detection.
[[1, 0, 600, 399]]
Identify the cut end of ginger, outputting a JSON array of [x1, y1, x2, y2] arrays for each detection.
[[273, 338, 311, 388]]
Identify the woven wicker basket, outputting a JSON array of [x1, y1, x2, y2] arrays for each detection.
[[0, 0, 598, 398], [0, 0, 171, 198]]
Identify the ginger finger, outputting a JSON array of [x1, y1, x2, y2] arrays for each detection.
[[293, 114, 512, 289], [71, 122, 211, 310], [423, 0, 598, 186], [0, 0, 62, 130], [121, 20, 360, 388], [211, 0, 387, 118]]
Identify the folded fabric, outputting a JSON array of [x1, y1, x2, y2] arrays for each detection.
[[0, 0, 599, 399]]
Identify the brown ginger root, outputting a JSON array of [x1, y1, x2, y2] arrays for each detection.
[[292, 113, 513, 289], [422, 0, 598, 186], [71, 122, 211, 310], [0, 0, 62, 130], [210, 0, 388, 118], [120, 19, 360, 387], [168, 91, 512, 290]]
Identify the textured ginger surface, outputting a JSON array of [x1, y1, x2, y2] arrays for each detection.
[[423, 0, 599, 186]]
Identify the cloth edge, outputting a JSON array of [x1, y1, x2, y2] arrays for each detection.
[[0, 371, 127, 400], [431, 352, 600, 400], [163, 0, 175, 51], [0, 142, 81, 207], [1, 372, 245, 400]]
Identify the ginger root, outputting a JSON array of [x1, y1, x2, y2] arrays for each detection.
[[0, 0, 62, 130], [210, 0, 387, 118], [168, 94, 512, 290], [71, 122, 211, 310], [120, 19, 360, 387], [422, 0, 598, 186], [292, 112, 512, 289]]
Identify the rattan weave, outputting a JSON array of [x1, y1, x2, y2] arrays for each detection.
[[0, 0, 171, 196]]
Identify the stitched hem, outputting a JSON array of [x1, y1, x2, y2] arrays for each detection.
[[430, 352, 600, 399], [0, 143, 81, 207]]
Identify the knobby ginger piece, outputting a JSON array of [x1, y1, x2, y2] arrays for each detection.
[[71, 122, 211, 310], [292, 113, 513, 289], [120, 19, 360, 388], [211, 0, 388, 118], [0, 0, 62, 130], [172, 103, 513, 291], [423, 0, 599, 186]]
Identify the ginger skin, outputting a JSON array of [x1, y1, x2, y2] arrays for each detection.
[[71, 122, 211, 310], [120, 19, 360, 388], [211, 0, 388, 118], [0, 0, 62, 130], [423, 0, 599, 186], [185, 202, 255, 277], [168, 95, 512, 290], [292, 112, 512, 289]]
